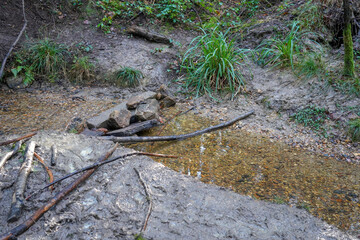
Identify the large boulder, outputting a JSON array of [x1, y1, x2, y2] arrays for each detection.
[[126, 91, 156, 110], [135, 99, 160, 121]]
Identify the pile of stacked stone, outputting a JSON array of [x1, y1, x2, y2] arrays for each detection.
[[85, 86, 176, 136]]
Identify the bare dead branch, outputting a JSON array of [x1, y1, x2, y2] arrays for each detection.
[[26, 151, 177, 200], [105, 111, 255, 143], [0, 0, 27, 80], [0, 141, 22, 170], [8, 141, 36, 222], [50, 145, 57, 166], [134, 168, 153, 233], [0, 132, 37, 147], [34, 152, 54, 191]]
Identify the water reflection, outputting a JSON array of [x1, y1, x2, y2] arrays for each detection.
[[135, 108, 360, 232]]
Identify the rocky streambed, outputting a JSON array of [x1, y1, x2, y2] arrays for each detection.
[[0, 132, 357, 239]]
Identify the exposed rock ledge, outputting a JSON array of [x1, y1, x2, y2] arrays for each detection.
[[0, 132, 356, 239]]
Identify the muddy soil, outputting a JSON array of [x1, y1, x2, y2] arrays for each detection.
[[0, 132, 357, 239]]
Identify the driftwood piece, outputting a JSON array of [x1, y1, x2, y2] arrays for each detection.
[[105, 111, 255, 143], [50, 145, 57, 166], [0, 132, 36, 147], [126, 26, 173, 45], [8, 141, 36, 222], [0, 141, 22, 170], [34, 152, 54, 191], [0, 0, 27, 80], [106, 119, 160, 137], [0, 144, 118, 240], [134, 168, 153, 233], [26, 151, 177, 200]]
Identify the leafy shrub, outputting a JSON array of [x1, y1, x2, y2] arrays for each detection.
[[348, 118, 360, 142], [114, 66, 143, 87], [11, 39, 69, 84], [180, 27, 248, 99], [290, 105, 329, 135], [70, 56, 94, 83]]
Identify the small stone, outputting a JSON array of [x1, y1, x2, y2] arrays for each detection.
[[126, 91, 156, 109], [160, 96, 176, 108], [135, 99, 160, 121], [107, 109, 132, 130], [155, 84, 169, 100]]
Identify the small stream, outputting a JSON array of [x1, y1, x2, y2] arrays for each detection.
[[0, 90, 359, 232], [133, 108, 359, 232]]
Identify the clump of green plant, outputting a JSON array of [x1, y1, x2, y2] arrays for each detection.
[[11, 39, 69, 84], [256, 21, 302, 69], [290, 105, 329, 135], [70, 56, 94, 83], [114, 67, 143, 87], [95, 0, 198, 32], [348, 118, 360, 142], [180, 27, 248, 100], [296, 53, 325, 78]]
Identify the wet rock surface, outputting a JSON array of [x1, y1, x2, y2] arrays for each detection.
[[0, 132, 356, 239], [126, 91, 157, 110], [135, 99, 160, 121]]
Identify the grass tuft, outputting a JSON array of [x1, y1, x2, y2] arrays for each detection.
[[70, 56, 94, 83], [180, 27, 249, 100], [114, 67, 143, 87], [348, 118, 360, 142], [256, 21, 301, 69]]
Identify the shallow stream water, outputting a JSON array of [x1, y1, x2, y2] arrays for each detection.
[[134, 108, 360, 232], [0, 90, 359, 232]]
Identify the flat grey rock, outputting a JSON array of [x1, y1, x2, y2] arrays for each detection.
[[126, 91, 156, 110], [86, 102, 128, 129]]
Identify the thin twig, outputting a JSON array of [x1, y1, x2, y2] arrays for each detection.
[[0, 140, 22, 170], [0, 0, 27, 79], [33, 152, 54, 191], [134, 168, 153, 233], [26, 151, 177, 200], [156, 106, 195, 137], [0, 132, 37, 147], [0, 144, 118, 240], [105, 111, 255, 143]]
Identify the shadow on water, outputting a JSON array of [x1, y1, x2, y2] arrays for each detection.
[[133, 108, 360, 232]]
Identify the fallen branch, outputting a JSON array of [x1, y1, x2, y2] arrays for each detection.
[[26, 151, 177, 200], [0, 141, 22, 170], [134, 168, 153, 233], [50, 145, 57, 166], [0, 144, 118, 240], [8, 141, 36, 223], [126, 26, 173, 45], [0, 0, 27, 80], [105, 110, 255, 143], [34, 152, 54, 191], [0, 132, 37, 147]]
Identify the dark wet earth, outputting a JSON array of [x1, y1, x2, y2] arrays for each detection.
[[0, 89, 359, 233]]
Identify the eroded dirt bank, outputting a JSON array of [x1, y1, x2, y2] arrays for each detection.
[[0, 132, 357, 239]]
